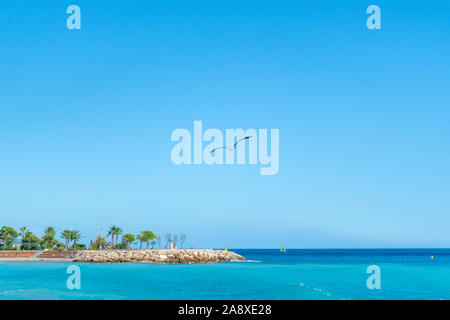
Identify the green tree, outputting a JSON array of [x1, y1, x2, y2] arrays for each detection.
[[0, 226, 19, 249], [137, 234, 144, 249], [122, 233, 136, 249], [115, 227, 123, 247], [93, 235, 107, 250], [107, 226, 124, 248], [107, 226, 115, 248], [70, 230, 81, 249], [76, 243, 87, 250], [22, 231, 41, 250], [108, 226, 120, 248], [140, 231, 156, 249], [41, 226, 57, 249], [55, 241, 65, 250], [20, 227, 28, 242], [61, 229, 71, 250]]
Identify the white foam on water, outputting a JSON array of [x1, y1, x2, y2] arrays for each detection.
[[299, 282, 332, 297]]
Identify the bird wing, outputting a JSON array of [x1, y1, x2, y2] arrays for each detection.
[[210, 146, 227, 154], [211, 136, 253, 153], [233, 136, 252, 148], [211, 146, 235, 153]]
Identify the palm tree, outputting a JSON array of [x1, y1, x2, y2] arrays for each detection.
[[61, 229, 71, 250], [71, 230, 81, 249], [107, 226, 116, 248], [44, 226, 55, 234], [21, 231, 37, 250], [42, 226, 56, 249], [20, 227, 27, 239], [20, 227, 28, 247], [108, 226, 123, 249], [114, 227, 123, 247]]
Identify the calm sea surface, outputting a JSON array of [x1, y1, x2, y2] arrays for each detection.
[[0, 249, 449, 300]]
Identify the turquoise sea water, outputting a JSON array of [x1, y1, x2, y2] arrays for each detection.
[[0, 249, 449, 300]]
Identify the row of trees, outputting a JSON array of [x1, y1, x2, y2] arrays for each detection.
[[99, 226, 187, 250], [0, 226, 85, 250], [0, 225, 187, 251]]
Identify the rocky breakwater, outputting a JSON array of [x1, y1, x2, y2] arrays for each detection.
[[73, 249, 246, 264]]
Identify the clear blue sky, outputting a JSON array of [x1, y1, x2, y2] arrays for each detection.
[[1, 1, 449, 248]]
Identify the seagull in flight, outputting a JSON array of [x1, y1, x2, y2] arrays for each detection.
[[210, 136, 252, 154]]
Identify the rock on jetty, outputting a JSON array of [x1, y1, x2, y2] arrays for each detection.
[[73, 249, 246, 264]]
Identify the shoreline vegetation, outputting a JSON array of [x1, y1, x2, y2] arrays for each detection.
[[0, 225, 246, 263], [0, 225, 187, 251]]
